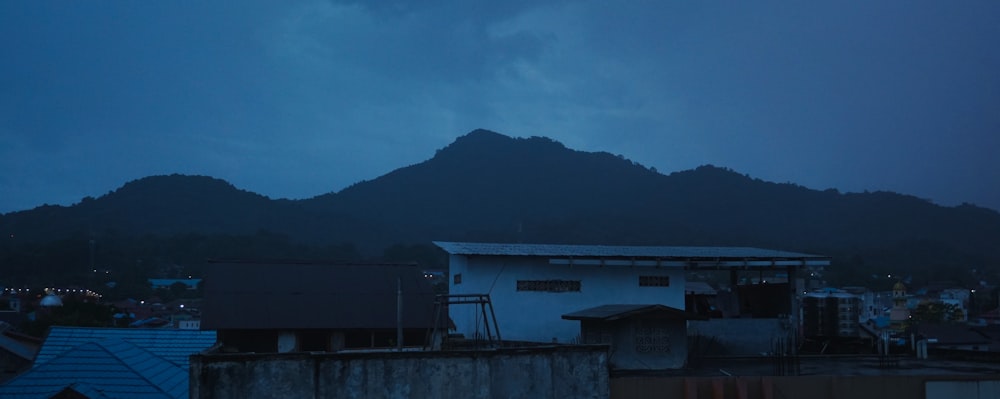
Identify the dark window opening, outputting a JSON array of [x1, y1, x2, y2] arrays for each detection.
[[218, 329, 278, 353], [516, 280, 581, 292], [453, 273, 462, 284], [299, 330, 329, 352], [639, 275, 670, 287]]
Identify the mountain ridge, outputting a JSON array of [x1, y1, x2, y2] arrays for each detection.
[[1, 129, 998, 286]]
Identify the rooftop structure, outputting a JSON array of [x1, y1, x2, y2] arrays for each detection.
[[0, 339, 189, 399], [202, 260, 435, 331], [34, 326, 216, 368], [436, 241, 828, 348], [202, 260, 438, 352], [0, 327, 216, 399], [434, 242, 830, 268]]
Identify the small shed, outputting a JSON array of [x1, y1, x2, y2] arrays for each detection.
[[562, 304, 700, 370]]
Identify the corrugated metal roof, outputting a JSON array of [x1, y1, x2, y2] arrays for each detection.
[[561, 304, 692, 321], [35, 326, 217, 368], [434, 241, 828, 260], [0, 338, 187, 399], [202, 261, 437, 330]]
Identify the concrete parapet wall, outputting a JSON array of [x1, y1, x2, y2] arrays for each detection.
[[191, 346, 609, 399], [612, 375, 1000, 399]]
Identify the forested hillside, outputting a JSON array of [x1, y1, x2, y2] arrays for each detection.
[[2, 129, 998, 295]]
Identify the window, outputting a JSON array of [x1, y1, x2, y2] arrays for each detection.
[[639, 275, 670, 287], [453, 274, 462, 285], [516, 280, 581, 292], [635, 326, 671, 353]]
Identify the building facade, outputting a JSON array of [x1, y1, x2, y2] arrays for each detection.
[[436, 242, 830, 345]]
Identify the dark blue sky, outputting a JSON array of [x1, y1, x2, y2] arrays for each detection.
[[2, 1, 999, 213]]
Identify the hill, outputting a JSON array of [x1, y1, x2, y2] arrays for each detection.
[[2, 129, 999, 288]]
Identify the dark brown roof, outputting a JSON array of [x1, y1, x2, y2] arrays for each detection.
[[202, 260, 436, 330], [561, 304, 702, 321]]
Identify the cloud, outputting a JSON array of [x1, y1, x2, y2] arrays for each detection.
[[271, 1, 555, 85], [1, 1, 998, 212]]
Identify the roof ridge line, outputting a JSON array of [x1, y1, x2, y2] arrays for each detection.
[[94, 338, 183, 397]]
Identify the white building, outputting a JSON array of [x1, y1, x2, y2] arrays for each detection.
[[435, 241, 831, 344]]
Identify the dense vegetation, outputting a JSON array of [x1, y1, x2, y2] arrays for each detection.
[[2, 129, 999, 298]]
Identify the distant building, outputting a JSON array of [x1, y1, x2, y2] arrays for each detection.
[[802, 290, 862, 339], [149, 278, 201, 290], [178, 319, 201, 330], [422, 269, 446, 279], [889, 282, 911, 325], [917, 323, 993, 354], [202, 260, 437, 353]]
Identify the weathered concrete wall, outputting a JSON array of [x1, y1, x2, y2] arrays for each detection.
[[611, 375, 1000, 399], [926, 380, 1000, 399], [191, 345, 609, 399], [688, 319, 788, 355]]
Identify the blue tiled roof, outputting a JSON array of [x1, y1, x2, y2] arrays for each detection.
[[35, 326, 216, 368], [0, 338, 187, 399], [0, 327, 217, 399], [434, 241, 828, 260]]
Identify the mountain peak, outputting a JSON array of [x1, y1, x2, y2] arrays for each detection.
[[450, 129, 514, 147], [93, 174, 271, 208], [465, 128, 506, 137], [672, 164, 751, 180], [435, 129, 568, 160], [112, 174, 240, 196]]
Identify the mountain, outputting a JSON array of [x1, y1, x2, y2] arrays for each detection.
[[2, 129, 999, 286]]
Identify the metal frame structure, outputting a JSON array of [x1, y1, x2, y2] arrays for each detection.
[[427, 294, 502, 350]]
